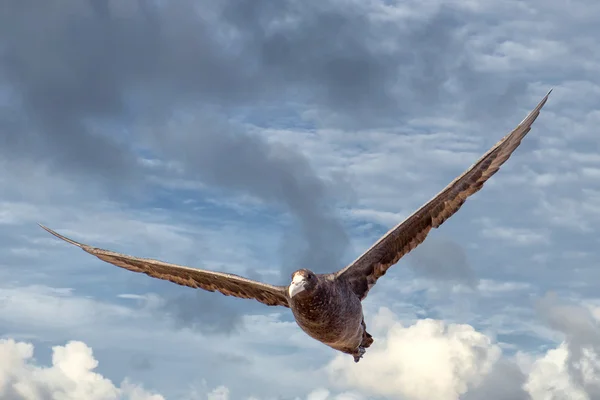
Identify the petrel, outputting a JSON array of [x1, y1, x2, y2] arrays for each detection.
[[39, 90, 551, 362]]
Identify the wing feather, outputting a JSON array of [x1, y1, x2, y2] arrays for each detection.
[[39, 225, 290, 308], [334, 90, 552, 300]]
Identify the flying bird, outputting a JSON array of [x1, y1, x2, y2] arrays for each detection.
[[40, 90, 552, 362]]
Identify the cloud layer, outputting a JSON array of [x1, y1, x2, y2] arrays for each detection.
[[3, 297, 600, 400], [2, 0, 600, 398]]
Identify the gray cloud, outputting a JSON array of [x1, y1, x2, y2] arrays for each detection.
[[407, 236, 479, 287], [129, 353, 154, 371], [159, 290, 245, 335], [144, 114, 350, 277], [0, 0, 536, 181], [0, 0, 548, 270], [536, 292, 600, 398], [0, 0, 562, 339], [1, 0, 356, 275], [463, 359, 532, 400], [125, 267, 275, 334], [0, 0, 352, 331]]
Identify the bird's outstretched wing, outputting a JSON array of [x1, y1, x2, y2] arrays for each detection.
[[334, 90, 552, 300], [39, 225, 290, 308]]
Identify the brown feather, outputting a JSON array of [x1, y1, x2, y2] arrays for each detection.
[[334, 90, 552, 300], [38, 224, 290, 307]]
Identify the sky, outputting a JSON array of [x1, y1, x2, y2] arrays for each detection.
[[1, 0, 600, 399]]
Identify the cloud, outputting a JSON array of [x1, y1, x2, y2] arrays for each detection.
[[310, 390, 366, 400], [0, 283, 337, 399], [534, 293, 600, 398], [326, 307, 503, 400], [0, 0, 560, 276], [147, 114, 350, 277], [206, 386, 231, 400], [324, 301, 600, 400], [123, 291, 247, 336], [0, 335, 365, 400], [407, 236, 478, 286], [198, 386, 365, 400], [4, 281, 600, 399], [0, 0, 351, 278], [463, 359, 531, 400], [0, 339, 164, 400], [478, 218, 549, 247], [0, 194, 275, 335], [2, 0, 600, 398], [524, 343, 590, 400]]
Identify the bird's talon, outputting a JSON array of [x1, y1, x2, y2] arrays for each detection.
[[353, 346, 366, 362]]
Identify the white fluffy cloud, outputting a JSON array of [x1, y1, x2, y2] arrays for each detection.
[[324, 306, 600, 400], [0, 339, 164, 400], [524, 344, 590, 400], [326, 308, 502, 400]]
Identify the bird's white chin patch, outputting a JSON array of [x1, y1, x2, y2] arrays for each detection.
[[289, 276, 306, 298]]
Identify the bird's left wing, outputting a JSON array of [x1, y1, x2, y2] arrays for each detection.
[[333, 90, 552, 300], [39, 225, 290, 307]]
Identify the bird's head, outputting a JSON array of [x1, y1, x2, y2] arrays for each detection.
[[288, 269, 317, 298]]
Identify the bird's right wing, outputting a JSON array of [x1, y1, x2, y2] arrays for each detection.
[[39, 225, 290, 308]]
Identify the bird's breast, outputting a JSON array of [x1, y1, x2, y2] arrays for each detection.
[[290, 286, 362, 345]]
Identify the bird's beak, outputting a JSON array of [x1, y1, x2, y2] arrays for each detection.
[[288, 275, 306, 298]]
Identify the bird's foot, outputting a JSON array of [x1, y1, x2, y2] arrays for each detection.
[[353, 346, 366, 363]]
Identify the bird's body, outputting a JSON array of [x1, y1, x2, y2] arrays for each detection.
[[39, 90, 552, 362], [288, 270, 370, 361]]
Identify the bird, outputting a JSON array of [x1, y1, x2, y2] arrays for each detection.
[[39, 90, 552, 363]]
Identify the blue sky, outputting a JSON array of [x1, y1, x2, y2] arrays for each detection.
[[1, 0, 600, 399]]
